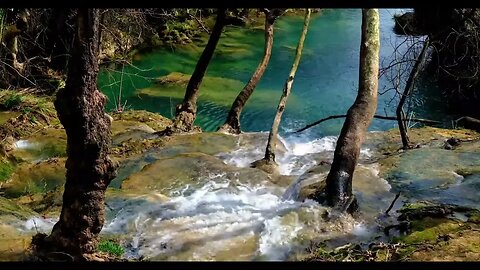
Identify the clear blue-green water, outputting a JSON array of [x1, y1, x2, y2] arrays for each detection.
[[98, 9, 450, 138]]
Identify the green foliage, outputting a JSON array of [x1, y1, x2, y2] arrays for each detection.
[[98, 240, 125, 257], [0, 160, 14, 182], [2, 94, 24, 110]]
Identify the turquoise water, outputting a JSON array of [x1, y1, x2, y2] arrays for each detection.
[[99, 9, 450, 137]]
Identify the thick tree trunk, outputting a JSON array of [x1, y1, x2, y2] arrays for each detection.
[[167, 8, 227, 134], [218, 10, 280, 134], [251, 9, 311, 173], [32, 9, 117, 260], [397, 39, 430, 149], [323, 9, 380, 213]]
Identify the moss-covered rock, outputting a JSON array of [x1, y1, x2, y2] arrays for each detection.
[[0, 196, 37, 222], [121, 152, 272, 194], [0, 91, 58, 140], [112, 110, 172, 133], [1, 158, 66, 198], [9, 128, 67, 162]]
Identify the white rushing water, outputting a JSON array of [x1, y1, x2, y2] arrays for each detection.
[[20, 132, 382, 261]]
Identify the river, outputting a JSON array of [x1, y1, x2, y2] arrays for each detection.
[[98, 9, 450, 138]]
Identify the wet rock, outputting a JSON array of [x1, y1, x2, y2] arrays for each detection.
[[250, 159, 279, 175], [444, 137, 461, 150], [0, 224, 31, 261], [121, 152, 272, 194], [111, 110, 172, 133], [1, 158, 66, 198], [9, 128, 67, 161], [0, 196, 37, 222]]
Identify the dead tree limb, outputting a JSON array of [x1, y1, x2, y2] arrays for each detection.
[[385, 192, 401, 215], [294, 114, 441, 134], [397, 38, 431, 149]]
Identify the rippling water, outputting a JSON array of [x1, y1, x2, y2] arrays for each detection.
[[98, 9, 451, 138]]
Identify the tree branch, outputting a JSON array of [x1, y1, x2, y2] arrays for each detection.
[[293, 114, 441, 134]]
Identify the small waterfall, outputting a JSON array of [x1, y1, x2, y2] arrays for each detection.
[[282, 170, 328, 201]]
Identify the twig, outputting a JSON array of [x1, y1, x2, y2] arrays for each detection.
[[385, 192, 401, 215], [293, 114, 441, 133], [189, 14, 210, 34]]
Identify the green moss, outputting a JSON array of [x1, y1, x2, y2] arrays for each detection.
[[98, 240, 124, 257], [467, 212, 480, 224], [137, 72, 300, 109], [2, 94, 23, 110], [0, 196, 36, 221], [0, 160, 15, 182], [400, 201, 433, 212], [1, 159, 66, 198], [0, 90, 56, 117], [111, 110, 172, 132], [394, 218, 462, 245]]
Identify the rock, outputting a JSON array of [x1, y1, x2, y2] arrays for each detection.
[[447, 137, 461, 146], [1, 158, 66, 198], [444, 143, 454, 150], [250, 159, 279, 175], [121, 152, 272, 194]]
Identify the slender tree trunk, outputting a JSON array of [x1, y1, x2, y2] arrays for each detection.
[[218, 10, 280, 134], [323, 9, 380, 213], [397, 39, 430, 149], [32, 9, 117, 260], [167, 8, 227, 134], [251, 9, 311, 173]]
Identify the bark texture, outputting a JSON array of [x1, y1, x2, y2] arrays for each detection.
[[32, 8, 117, 259], [218, 9, 282, 134], [323, 9, 380, 213], [167, 8, 227, 134], [251, 9, 311, 172]]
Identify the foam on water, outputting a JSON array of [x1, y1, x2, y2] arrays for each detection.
[[100, 180, 319, 260], [13, 140, 39, 150], [18, 132, 381, 261], [218, 133, 372, 177], [23, 217, 57, 233]]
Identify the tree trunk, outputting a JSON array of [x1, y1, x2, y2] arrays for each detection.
[[168, 8, 227, 134], [32, 9, 117, 260], [397, 38, 430, 149], [323, 9, 380, 213], [2, 9, 29, 81], [218, 10, 279, 134], [251, 9, 311, 173]]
